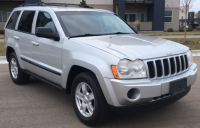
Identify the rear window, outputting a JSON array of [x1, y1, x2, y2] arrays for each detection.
[[18, 11, 35, 33], [6, 11, 21, 30]]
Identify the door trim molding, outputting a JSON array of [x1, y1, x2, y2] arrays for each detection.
[[24, 70, 63, 89], [21, 57, 61, 76]]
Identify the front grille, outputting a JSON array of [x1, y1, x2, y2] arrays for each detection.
[[146, 54, 189, 79]]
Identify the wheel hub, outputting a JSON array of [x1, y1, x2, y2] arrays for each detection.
[[10, 58, 18, 79], [75, 82, 95, 117]]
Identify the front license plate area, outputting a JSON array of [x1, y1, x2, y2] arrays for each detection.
[[170, 78, 187, 96]]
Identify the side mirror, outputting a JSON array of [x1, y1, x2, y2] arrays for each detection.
[[35, 27, 60, 41], [132, 26, 138, 32]]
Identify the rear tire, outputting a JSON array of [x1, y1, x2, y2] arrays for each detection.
[[9, 52, 30, 85], [71, 71, 112, 126]]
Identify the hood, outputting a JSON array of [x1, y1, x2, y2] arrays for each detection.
[[72, 34, 189, 60]]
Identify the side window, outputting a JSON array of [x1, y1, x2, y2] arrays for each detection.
[[7, 12, 12, 20], [18, 11, 35, 33], [6, 11, 21, 30], [36, 12, 57, 33], [164, 11, 172, 23], [0, 11, 3, 22]]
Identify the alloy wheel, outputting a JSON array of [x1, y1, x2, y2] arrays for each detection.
[[10, 58, 18, 79], [75, 82, 95, 117]]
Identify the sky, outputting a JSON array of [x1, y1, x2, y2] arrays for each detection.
[[189, 0, 200, 12]]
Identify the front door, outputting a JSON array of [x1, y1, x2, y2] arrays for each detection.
[[31, 11, 62, 85]]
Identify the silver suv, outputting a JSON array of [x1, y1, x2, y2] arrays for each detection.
[[4, 3, 197, 126]]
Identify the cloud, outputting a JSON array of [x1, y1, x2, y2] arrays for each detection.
[[190, 1, 200, 12]]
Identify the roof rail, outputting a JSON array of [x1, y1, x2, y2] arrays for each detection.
[[19, 2, 93, 8]]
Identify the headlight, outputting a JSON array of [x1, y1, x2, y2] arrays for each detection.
[[111, 59, 147, 79], [187, 50, 193, 67]]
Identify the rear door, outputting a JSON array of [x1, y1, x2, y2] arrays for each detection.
[[30, 11, 63, 85], [15, 11, 36, 71], [5, 11, 21, 61]]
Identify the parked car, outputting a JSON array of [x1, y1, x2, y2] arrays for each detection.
[[4, 3, 197, 126]]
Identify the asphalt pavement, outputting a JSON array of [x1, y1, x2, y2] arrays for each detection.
[[0, 57, 200, 128]]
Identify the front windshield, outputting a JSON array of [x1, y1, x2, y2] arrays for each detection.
[[56, 11, 136, 37]]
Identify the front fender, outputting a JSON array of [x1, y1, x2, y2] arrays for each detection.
[[62, 51, 120, 87], [61, 39, 121, 105], [61, 52, 120, 106]]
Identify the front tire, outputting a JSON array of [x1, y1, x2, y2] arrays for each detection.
[[9, 52, 30, 85], [71, 71, 111, 126]]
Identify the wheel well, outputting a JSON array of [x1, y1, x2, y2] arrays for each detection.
[[6, 47, 15, 61], [66, 65, 96, 94]]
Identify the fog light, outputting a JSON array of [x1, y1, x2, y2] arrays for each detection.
[[127, 88, 140, 100]]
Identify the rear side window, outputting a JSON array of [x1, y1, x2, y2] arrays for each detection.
[[36, 12, 57, 33], [18, 11, 35, 33], [6, 11, 21, 30]]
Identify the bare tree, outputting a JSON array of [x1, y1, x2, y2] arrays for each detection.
[[181, 0, 196, 43]]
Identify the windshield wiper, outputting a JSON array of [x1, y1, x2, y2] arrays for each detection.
[[70, 34, 101, 38], [69, 32, 134, 38], [111, 32, 134, 35]]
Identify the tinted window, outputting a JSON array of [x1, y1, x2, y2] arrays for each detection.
[[36, 12, 56, 33], [18, 11, 35, 33], [7, 12, 11, 20], [165, 11, 172, 16], [0, 11, 2, 22], [6, 11, 21, 29], [125, 14, 136, 22], [165, 17, 172, 22], [141, 14, 145, 22], [165, 11, 172, 22]]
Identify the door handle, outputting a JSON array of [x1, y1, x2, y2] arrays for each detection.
[[13, 36, 20, 40], [31, 41, 39, 46]]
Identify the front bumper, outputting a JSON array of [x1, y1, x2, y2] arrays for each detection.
[[110, 86, 191, 115], [98, 63, 197, 107]]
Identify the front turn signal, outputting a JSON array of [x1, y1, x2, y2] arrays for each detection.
[[111, 66, 119, 79]]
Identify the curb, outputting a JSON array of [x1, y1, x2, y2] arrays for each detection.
[[191, 50, 200, 56], [0, 56, 7, 64], [0, 56, 6, 59]]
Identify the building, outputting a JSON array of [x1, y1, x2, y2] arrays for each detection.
[[179, 6, 187, 27], [194, 12, 199, 24], [0, 0, 180, 31], [164, 0, 180, 31], [198, 11, 200, 26], [199, 11, 200, 19], [179, 6, 188, 20], [180, 11, 200, 28], [179, 6, 200, 28], [0, 0, 24, 30]]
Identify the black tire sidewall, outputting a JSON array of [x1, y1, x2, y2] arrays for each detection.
[[8, 52, 29, 85]]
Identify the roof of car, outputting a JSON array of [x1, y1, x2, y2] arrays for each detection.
[[16, 6, 113, 13], [51, 6, 113, 13]]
